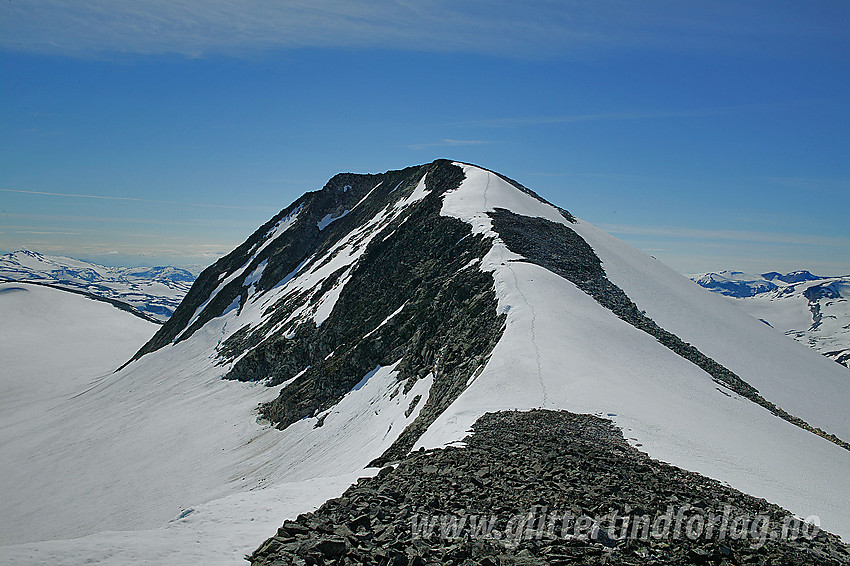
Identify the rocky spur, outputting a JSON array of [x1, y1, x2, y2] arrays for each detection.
[[250, 410, 849, 566]]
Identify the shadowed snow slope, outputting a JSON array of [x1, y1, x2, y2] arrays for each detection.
[[1, 283, 157, 542], [2, 161, 848, 566]]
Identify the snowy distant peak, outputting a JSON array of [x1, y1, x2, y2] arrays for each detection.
[[692, 269, 836, 298], [692, 269, 850, 369], [691, 270, 779, 297], [762, 270, 823, 284], [0, 249, 196, 285], [0, 249, 196, 321], [121, 265, 196, 282]]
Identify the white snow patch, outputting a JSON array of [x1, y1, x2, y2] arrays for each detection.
[[177, 206, 308, 340], [243, 259, 267, 289], [178, 266, 246, 339], [257, 204, 302, 257], [312, 266, 355, 326], [349, 181, 384, 212], [364, 302, 408, 339], [317, 210, 350, 230]]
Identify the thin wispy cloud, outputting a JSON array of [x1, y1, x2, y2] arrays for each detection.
[[4, 240, 234, 261], [0, 188, 279, 212], [407, 139, 495, 150], [453, 110, 715, 128], [13, 230, 81, 235], [451, 100, 831, 128], [761, 176, 850, 193], [599, 223, 850, 249], [1, 1, 843, 59], [1, 215, 263, 231]]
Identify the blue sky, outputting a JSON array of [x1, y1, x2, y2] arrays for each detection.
[[1, 1, 848, 275]]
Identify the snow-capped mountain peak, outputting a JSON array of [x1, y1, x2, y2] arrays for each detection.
[[762, 269, 822, 284], [690, 270, 780, 297], [128, 159, 849, 532], [5, 160, 849, 563]]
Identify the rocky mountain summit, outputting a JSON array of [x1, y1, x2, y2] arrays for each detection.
[[134, 160, 847, 463]]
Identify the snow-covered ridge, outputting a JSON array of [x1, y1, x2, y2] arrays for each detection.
[[0, 249, 196, 321], [433, 162, 850, 536], [691, 270, 850, 368]]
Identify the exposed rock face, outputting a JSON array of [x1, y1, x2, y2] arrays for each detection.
[[249, 409, 850, 566], [131, 160, 507, 461], [132, 166, 400, 358], [804, 282, 842, 303], [231, 163, 506, 464]]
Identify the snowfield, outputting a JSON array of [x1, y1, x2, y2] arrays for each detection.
[[570, 221, 849, 439], [1, 163, 848, 565], [0, 283, 413, 564]]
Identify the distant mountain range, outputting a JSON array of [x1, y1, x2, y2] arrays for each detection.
[[0, 250, 197, 322], [692, 270, 850, 368]]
